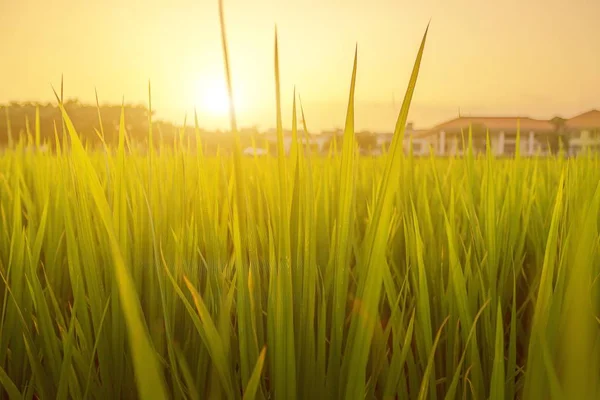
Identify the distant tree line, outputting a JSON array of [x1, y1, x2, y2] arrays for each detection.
[[0, 100, 186, 148], [0, 100, 385, 155], [0, 100, 241, 153]]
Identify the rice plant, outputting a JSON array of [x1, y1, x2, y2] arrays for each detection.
[[0, 2, 599, 399]]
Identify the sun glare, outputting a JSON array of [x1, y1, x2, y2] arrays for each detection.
[[197, 81, 233, 116]]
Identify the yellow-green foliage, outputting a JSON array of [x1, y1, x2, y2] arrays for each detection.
[[2, 111, 600, 400], [2, 107, 600, 400], [1, 4, 599, 399]]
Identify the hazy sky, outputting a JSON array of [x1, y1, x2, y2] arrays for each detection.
[[1, 0, 599, 132]]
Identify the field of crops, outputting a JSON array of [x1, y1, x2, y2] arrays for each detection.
[[1, 6, 600, 399], [1, 111, 600, 399]]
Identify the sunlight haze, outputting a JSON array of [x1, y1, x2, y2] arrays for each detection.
[[1, 0, 598, 132]]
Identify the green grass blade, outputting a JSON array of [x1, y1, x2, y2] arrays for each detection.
[[243, 346, 267, 400]]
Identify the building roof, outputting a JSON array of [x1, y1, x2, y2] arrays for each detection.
[[565, 109, 600, 130], [376, 132, 428, 141], [417, 116, 556, 137]]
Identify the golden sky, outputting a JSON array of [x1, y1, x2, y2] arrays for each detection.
[[1, 0, 599, 132]]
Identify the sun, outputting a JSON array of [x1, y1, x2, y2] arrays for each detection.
[[196, 81, 233, 117]]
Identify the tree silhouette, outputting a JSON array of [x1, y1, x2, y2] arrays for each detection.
[[0, 100, 182, 150], [0, 100, 279, 155]]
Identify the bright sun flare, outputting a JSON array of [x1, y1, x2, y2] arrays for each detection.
[[197, 81, 232, 116]]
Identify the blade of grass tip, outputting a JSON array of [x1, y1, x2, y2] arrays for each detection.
[[53, 120, 61, 156], [243, 346, 267, 400], [194, 108, 202, 154], [327, 44, 358, 399], [274, 26, 284, 157], [60, 74, 66, 138], [290, 86, 299, 166], [25, 115, 32, 147], [216, 11, 258, 394], [148, 80, 153, 151], [343, 23, 429, 400], [52, 90, 169, 400], [178, 113, 188, 152], [4, 107, 13, 148], [298, 93, 316, 158], [35, 106, 40, 149], [273, 25, 289, 237], [218, 0, 237, 134], [289, 87, 304, 363], [218, 0, 249, 249], [271, 25, 297, 400], [295, 93, 319, 396], [119, 97, 133, 154], [95, 88, 106, 145], [299, 94, 309, 134], [515, 119, 521, 158]]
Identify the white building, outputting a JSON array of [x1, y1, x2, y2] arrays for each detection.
[[414, 116, 558, 157], [564, 110, 600, 156], [376, 123, 430, 156]]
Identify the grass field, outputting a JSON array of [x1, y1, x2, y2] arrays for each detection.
[[1, 4, 600, 399], [2, 110, 600, 399]]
